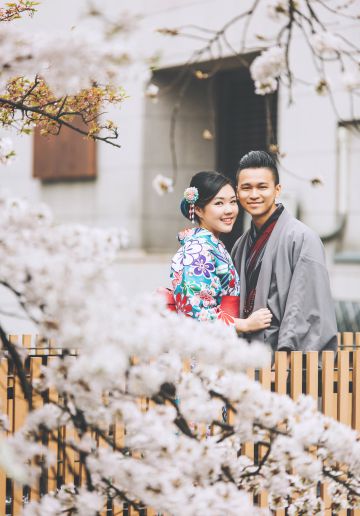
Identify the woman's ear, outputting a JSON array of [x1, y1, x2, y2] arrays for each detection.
[[194, 205, 203, 221]]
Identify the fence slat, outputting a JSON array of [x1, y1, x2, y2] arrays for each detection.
[[290, 351, 302, 400], [351, 350, 360, 515], [242, 368, 255, 461], [29, 357, 43, 504], [0, 357, 8, 516], [275, 352, 288, 395], [9, 335, 27, 516], [47, 377, 59, 494], [337, 350, 351, 516], [338, 350, 350, 426], [257, 366, 271, 509], [274, 353, 287, 516], [343, 332, 354, 349], [356, 333, 360, 348], [353, 350, 360, 432], [321, 351, 335, 516], [306, 352, 318, 401]]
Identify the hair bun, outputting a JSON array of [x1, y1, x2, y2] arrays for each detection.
[[180, 198, 190, 220]]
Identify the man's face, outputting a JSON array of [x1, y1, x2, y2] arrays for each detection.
[[236, 167, 281, 223]]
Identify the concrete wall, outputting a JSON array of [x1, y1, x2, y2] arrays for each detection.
[[142, 69, 216, 253]]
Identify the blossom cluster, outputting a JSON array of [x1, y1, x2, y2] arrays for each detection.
[[152, 173, 174, 195], [0, 25, 132, 97], [0, 3, 148, 145], [250, 46, 286, 95], [0, 0, 37, 23], [266, 0, 292, 21], [0, 192, 359, 514]]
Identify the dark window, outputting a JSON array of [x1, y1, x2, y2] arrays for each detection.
[[33, 117, 96, 182], [215, 68, 278, 250]]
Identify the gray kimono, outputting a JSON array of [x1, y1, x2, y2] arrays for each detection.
[[231, 209, 338, 352]]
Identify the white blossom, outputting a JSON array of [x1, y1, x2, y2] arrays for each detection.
[[250, 46, 286, 95], [152, 173, 174, 195], [266, 0, 290, 21], [342, 69, 360, 91], [0, 26, 131, 96], [145, 82, 159, 101], [0, 436, 29, 484], [311, 31, 344, 57]]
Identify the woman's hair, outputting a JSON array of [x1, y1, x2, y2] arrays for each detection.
[[180, 171, 235, 223]]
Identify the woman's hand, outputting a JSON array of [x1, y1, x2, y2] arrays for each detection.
[[234, 308, 272, 333]]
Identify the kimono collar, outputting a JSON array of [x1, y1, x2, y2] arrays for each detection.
[[251, 203, 284, 238], [177, 227, 223, 247]]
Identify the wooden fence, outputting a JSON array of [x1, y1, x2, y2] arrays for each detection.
[[0, 333, 360, 516]]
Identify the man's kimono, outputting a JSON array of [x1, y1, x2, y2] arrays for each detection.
[[231, 208, 338, 352]]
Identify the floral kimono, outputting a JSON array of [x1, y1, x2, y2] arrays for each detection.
[[170, 227, 240, 325]]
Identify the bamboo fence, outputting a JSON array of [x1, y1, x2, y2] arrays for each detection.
[[0, 332, 360, 516]]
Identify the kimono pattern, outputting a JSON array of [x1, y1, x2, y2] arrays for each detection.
[[170, 227, 240, 324]]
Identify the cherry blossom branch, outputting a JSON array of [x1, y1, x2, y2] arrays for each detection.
[[0, 96, 121, 147], [0, 0, 38, 22]]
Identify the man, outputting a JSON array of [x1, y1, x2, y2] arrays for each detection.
[[231, 150, 337, 353]]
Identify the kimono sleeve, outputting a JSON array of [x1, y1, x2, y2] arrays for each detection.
[[277, 255, 338, 352]]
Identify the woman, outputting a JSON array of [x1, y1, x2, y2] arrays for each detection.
[[170, 171, 272, 334]]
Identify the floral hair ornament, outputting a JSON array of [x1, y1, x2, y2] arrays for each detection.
[[183, 186, 199, 223]]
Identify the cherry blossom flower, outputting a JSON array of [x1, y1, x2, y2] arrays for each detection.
[[250, 46, 286, 95], [152, 173, 174, 195], [311, 31, 344, 57]]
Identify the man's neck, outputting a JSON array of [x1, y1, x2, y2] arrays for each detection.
[[252, 204, 278, 229]]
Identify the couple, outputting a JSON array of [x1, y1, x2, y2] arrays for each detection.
[[170, 150, 337, 353]]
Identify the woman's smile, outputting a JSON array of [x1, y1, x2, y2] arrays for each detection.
[[195, 184, 239, 238]]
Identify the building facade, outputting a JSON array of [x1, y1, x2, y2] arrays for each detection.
[[1, 0, 359, 313]]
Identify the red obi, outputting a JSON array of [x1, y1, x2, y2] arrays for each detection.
[[157, 288, 239, 318], [220, 295, 240, 318]]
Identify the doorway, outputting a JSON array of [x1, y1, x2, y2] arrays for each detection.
[[215, 67, 278, 250]]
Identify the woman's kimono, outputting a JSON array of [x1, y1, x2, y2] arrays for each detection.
[[170, 227, 240, 325]]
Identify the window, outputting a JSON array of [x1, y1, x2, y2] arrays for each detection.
[[33, 117, 96, 181]]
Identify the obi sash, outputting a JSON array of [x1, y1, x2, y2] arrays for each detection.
[[220, 295, 240, 318], [157, 288, 239, 318]]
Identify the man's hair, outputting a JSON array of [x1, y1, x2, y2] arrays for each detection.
[[236, 150, 280, 185]]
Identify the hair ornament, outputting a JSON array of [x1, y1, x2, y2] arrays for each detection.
[[183, 186, 199, 223]]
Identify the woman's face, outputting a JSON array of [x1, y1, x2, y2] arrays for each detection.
[[195, 184, 239, 238]]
